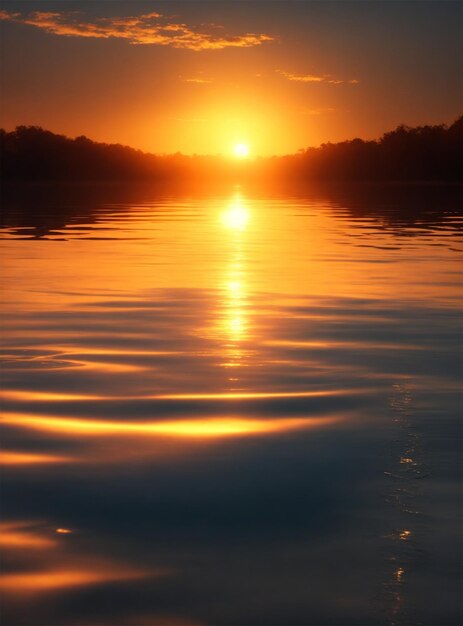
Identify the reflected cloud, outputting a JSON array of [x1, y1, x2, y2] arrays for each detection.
[[0, 520, 166, 599], [1, 413, 340, 439], [0, 566, 147, 594], [154, 389, 351, 400], [0, 522, 56, 549], [1, 390, 110, 402], [0, 451, 72, 465], [1, 388, 356, 402]]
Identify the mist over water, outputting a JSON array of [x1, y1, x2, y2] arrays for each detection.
[[1, 183, 461, 626]]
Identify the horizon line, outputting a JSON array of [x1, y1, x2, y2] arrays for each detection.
[[2, 115, 462, 159]]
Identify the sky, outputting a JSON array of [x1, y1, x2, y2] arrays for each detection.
[[0, 0, 461, 155]]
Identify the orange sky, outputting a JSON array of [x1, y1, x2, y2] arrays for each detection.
[[0, 1, 461, 155]]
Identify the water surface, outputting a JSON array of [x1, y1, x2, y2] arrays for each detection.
[[1, 182, 462, 625]]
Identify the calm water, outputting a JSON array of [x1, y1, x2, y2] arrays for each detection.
[[1, 183, 462, 626]]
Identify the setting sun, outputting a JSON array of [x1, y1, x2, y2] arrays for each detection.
[[233, 143, 250, 159]]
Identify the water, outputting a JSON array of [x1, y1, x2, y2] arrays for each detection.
[[1, 182, 461, 626]]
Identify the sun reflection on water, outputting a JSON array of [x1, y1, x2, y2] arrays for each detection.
[[221, 195, 250, 231], [217, 194, 251, 375]]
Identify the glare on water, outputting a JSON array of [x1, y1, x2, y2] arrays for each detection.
[[0, 182, 461, 626]]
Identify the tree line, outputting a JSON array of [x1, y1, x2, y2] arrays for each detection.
[[1, 116, 461, 181]]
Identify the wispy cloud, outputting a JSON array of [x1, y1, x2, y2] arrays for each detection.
[[277, 70, 359, 85], [182, 77, 213, 84], [301, 108, 336, 115], [0, 9, 274, 51]]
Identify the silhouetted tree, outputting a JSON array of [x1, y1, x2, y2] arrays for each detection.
[[1, 117, 462, 182]]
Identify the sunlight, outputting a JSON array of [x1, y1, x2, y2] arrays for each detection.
[[233, 142, 250, 158], [222, 198, 250, 230], [227, 280, 243, 297], [227, 314, 246, 337], [218, 196, 250, 354]]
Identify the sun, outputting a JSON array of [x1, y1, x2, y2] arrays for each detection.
[[233, 143, 250, 159]]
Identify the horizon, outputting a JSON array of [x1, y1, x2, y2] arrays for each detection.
[[1, 1, 462, 156], [2, 114, 462, 159]]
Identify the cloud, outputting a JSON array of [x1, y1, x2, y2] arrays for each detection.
[[182, 77, 212, 84], [278, 71, 324, 83], [277, 70, 359, 85], [301, 108, 336, 115], [0, 9, 274, 51]]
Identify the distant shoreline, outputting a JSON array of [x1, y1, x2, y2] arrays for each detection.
[[1, 117, 462, 182]]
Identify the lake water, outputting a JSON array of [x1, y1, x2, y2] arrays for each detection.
[[1, 182, 461, 626]]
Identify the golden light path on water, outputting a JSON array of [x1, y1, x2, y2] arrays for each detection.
[[217, 193, 250, 373], [0, 185, 461, 624], [1, 413, 341, 438], [0, 389, 354, 402]]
